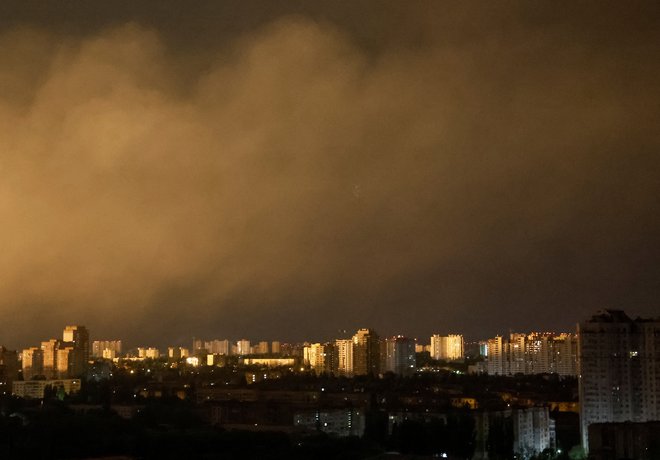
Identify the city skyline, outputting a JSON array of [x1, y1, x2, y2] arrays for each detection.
[[3, 309, 658, 456], [1, 2, 659, 348], [6, 318, 591, 352], [3, 304, 655, 351], [11, 319, 588, 357]]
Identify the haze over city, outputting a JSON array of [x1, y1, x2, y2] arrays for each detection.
[[1, 1, 659, 348]]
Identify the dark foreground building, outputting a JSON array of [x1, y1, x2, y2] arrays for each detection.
[[578, 310, 660, 450], [588, 421, 660, 460]]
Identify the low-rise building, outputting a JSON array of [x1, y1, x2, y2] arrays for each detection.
[[12, 379, 81, 399], [241, 358, 296, 367], [294, 408, 365, 437]]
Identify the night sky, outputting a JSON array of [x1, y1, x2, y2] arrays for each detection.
[[1, 1, 659, 348]]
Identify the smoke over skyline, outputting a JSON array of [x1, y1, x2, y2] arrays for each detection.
[[1, 2, 659, 347]]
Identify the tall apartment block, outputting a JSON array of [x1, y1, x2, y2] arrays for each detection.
[[205, 340, 231, 355], [57, 345, 74, 378], [0, 347, 18, 390], [271, 341, 281, 355], [236, 339, 251, 356], [303, 342, 335, 375], [335, 339, 354, 377], [92, 340, 122, 359], [578, 310, 660, 450], [21, 347, 44, 380], [383, 336, 416, 376], [486, 332, 577, 376], [430, 334, 464, 361], [255, 341, 270, 355], [62, 325, 90, 377], [352, 329, 380, 376], [41, 339, 60, 378]]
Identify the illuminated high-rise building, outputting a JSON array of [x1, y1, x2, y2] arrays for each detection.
[[204, 339, 230, 355], [271, 341, 281, 355], [137, 347, 160, 359], [352, 329, 380, 376], [478, 341, 488, 357], [102, 349, 116, 359], [335, 339, 354, 377], [92, 340, 122, 358], [219, 340, 231, 355], [508, 333, 526, 374], [430, 334, 464, 361], [578, 310, 660, 450], [449, 334, 464, 360], [304, 342, 335, 375], [236, 339, 251, 356], [485, 332, 577, 377], [487, 336, 504, 375], [56, 346, 74, 378], [168, 347, 189, 359], [383, 336, 416, 376], [256, 341, 269, 355], [307, 343, 335, 375], [524, 333, 553, 374], [62, 325, 89, 376], [41, 339, 60, 379], [21, 347, 44, 380], [430, 335, 440, 359]]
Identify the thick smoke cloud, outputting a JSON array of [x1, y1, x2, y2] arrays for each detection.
[[1, 2, 659, 347]]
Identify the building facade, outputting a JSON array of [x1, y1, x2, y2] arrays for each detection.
[[92, 340, 122, 358], [13, 379, 81, 399], [486, 332, 577, 377], [352, 329, 380, 376], [41, 339, 59, 379], [578, 310, 660, 450], [430, 334, 464, 361], [335, 339, 354, 377], [236, 339, 251, 356], [62, 325, 90, 377], [383, 336, 416, 376], [0, 347, 18, 391], [21, 347, 44, 380], [293, 408, 365, 437], [304, 343, 335, 375]]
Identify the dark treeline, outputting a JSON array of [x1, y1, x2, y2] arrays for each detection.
[[0, 370, 579, 459], [0, 399, 381, 459]]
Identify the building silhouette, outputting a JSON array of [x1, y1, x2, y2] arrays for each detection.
[[62, 325, 90, 377], [383, 336, 416, 376], [352, 329, 380, 376], [578, 310, 660, 450]]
